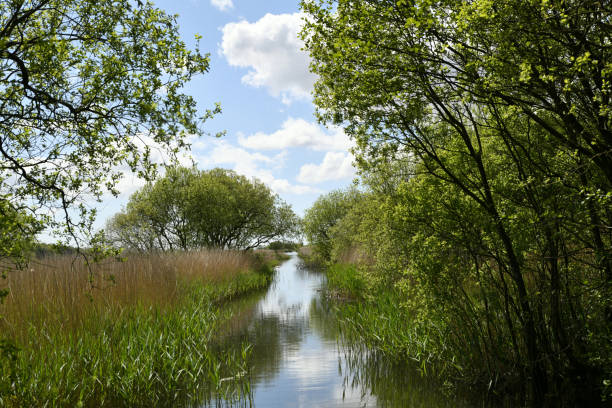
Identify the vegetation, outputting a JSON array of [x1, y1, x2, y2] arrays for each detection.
[[3, 0, 611, 405], [0, 0, 216, 263], [302, 0, 612, 406], [0, 1, 229, 399], [266, 241, 301, 252], [106, 167, 300, 252], [0, 249, 277, 407], [302, 188, 362, 265]]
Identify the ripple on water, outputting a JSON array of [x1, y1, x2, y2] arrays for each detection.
[[209, 253, 470, 408]]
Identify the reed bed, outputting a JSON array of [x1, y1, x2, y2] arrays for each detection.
[[0, 249, 275, 407], [1, 249, 256, 336], [296, 246, 321, 269]]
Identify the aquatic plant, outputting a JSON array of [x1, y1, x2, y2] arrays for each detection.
[[0, 250, 275, 407]]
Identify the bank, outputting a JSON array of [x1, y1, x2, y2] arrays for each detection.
[[0, 249, 284, 407]]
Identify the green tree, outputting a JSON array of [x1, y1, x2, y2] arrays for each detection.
[[302, 187, 362, 263], [0, 0, 216, 259], [302, 0, 612, 404], [106, 167, 300, 251]]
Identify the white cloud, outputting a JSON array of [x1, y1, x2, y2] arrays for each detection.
[[264, 175, 321, 195], [200, 140, 275, 171], [111, 167, 147, 198], [238, 117, 352, 152], [297, 152, 356, 184], [210, 0, 233, 11], [221, 13, 315, 103], [196, 140, 320, 195], [130, 133, 196, 168], [100, 133, 199, 200]]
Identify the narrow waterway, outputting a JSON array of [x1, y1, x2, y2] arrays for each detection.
[[211, 253, 469, 407]]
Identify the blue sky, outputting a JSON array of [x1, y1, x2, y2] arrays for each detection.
[[93, 0, 356, 229]]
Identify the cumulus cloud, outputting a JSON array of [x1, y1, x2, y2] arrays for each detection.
[[297, 152, 356, 184], [101, 134, 198, 199], [109, 167, 147, 198], [221, 13, 315, 103], [238, 117, 352, 151], [130, 133, 196, 168], [199, 140, 276, 171], [263, 176, 321, 195], [196, 140, 320, 195], [210, 0, 233, 11]]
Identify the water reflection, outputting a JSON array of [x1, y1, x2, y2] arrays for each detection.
[[207, 253, 470, 408]]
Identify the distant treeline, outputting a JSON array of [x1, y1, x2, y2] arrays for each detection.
[[266, 241, 301, 251], [30, 243, 79, 259]]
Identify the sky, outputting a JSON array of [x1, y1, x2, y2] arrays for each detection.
[[93, 0, 356, 230]]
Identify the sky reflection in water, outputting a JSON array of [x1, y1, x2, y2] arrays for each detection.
[[211, 254, 467, 408]]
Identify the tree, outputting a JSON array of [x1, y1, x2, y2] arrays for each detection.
[[0, 0, 217, 262], [302, 187, 362, 263], [106, 167, 300, 251], [302, 0, 612, 404]]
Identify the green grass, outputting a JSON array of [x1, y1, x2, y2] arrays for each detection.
[[334, 291, 443, 371], [324, 263, 512, 405], [0, 250, 278, 407], [324, 264, 448, 377], [325, 263, 366, 299], [296, 246, 323, 269]]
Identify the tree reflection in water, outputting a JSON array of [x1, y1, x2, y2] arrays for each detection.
[[205, 254, 473, 408]]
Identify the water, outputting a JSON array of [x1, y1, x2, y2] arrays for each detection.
[[210, 253, 467, 408]]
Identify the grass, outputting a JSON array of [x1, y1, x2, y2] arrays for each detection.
[[296, 246, 322, 269], [252, 249, 291, 264], [324, 264, 449, 378], [0, 249, 278, 407], [325, 263, 366, 300], [324, 263, 518, 406]]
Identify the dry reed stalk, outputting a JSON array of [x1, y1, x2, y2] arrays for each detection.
[[336, 246, 374, 266], [298, 246, 313, 258], [0, 249, 256, 339], [253, 249, 283, 263]]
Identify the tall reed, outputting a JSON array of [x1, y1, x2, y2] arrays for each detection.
[[0, 249, 273, 407]]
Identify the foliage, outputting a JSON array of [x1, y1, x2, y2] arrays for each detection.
[[301, 187, 363, 264], [0, 250, 275, 406], [325, 263, 366, 300], [0, 200, 41, 269], [302, 0, 612, 405], [106, 167, 301, 251], [29, 242, 79, 258], [266, 241, 300, 251], [0, 0, 216, 258]]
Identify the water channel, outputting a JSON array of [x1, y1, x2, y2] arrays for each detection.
[[210, 253, 471, 407]]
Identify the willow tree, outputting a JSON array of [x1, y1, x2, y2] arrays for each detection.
[[302, 0, 611, 404], [0, 0, 217, 265]]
